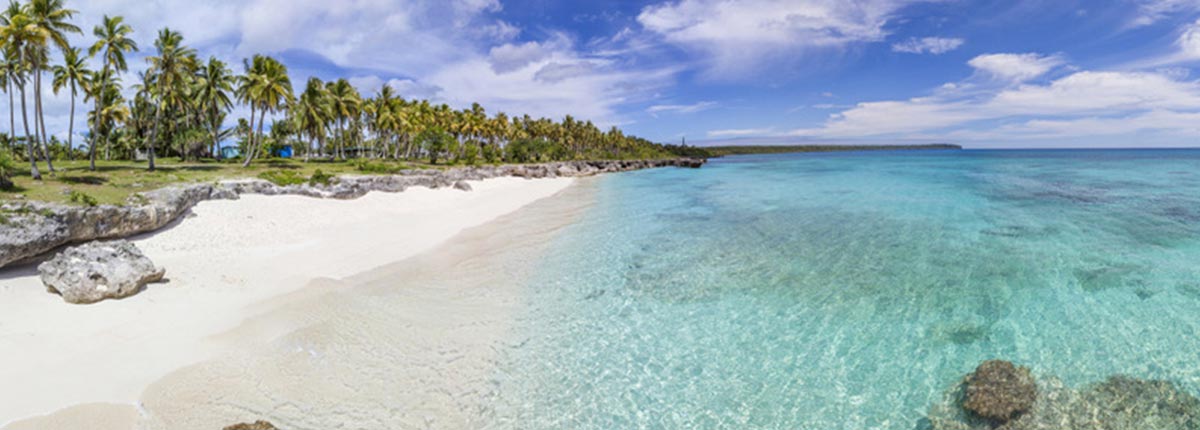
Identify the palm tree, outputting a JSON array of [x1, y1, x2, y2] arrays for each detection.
[[325, 78, 359, 160], [144, 28, 195, 171], [51, 46, 88, 160], [88, 15, 136, 170], [2, 3, 43, 179], [294, 77, 330, 161], [195, 57, 233, 159], [26, 0, 80, 172], [238, 54, 291, 167], [0, 46, 16, 156]]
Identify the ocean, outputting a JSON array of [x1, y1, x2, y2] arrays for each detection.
[[486, 149, 1200, 428]]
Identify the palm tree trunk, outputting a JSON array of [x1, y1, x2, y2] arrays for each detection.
[[90, 67, 108, 171], [7, 79, 14, 155], [35, 70, 54, 173], [244, 107, 267, 167], [244, 104, 256, 167], [147, 101, 164, 172], [67, 85, 76, 161], [19, 81, 40, 180]]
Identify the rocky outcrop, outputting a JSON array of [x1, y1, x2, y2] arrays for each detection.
[[38, 240, 165, 304], [223, 421, 278, 430], [927, 361, 1200, 430], [453, 180, 473, 191], [0, 158, 705, 269], [963, 360, 1037, 423]]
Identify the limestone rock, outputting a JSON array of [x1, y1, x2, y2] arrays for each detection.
[[38, 240, 165, 304], [964, 360, 1037, 422], [453, 180, 473, 191]]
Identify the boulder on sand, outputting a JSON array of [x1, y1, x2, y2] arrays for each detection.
[[963, 360, 1037, 423], [38, 240, 165, 304]]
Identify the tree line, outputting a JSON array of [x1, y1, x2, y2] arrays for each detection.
[[0, 0, 704, 184]]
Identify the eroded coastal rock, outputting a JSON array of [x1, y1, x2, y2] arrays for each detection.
[[926, 360, 1200, 430], [0, 159, 704, 269], [38, 240, 165, 304]]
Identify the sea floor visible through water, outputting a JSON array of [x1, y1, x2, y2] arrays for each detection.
[[94, 150, 1200, 429]]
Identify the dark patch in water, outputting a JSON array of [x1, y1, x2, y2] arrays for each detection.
[[1074, 263, 1146, 292]]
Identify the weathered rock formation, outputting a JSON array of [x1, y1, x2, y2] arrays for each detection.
[[0, 159, 704, 269], [38, 240, 165, 304], [963, 360, 1037, 423]]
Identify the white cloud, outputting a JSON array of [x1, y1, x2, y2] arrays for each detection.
[[1129, 0, 1200, 27], [647, 101, 718, 115], [637, 0, 932, 78], [708, 127, 775, 137], [790, 62, 1200, 142], [968, 53, 1064, 82], [1180, 19, 1200, 58], [892, 37, 964, 54], [489, 41, 553, 74]]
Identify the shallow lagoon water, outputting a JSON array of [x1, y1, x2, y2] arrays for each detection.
[[488, 150, 1200, 429]]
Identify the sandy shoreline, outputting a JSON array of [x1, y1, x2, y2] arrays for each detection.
[[0, 176, 576, 428]]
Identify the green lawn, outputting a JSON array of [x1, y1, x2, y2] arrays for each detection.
[[2, 158, 446, 206]]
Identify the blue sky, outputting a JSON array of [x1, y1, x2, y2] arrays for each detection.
[[35, 0, 1200, 148]]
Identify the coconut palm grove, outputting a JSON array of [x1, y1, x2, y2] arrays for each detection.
[[0, 0, 705, 191]]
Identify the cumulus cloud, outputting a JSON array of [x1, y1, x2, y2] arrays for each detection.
[[791, 55, 1200, 142], [892, 37, 964, 54], [489, 41, 552, 74], [637, 0, 932, 78], [968, 53, 1065, 82]]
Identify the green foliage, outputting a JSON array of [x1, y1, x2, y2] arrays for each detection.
[[257, 170, 307, 186], [0, 151, 14, 190], [69, 190, 99, 207], [417, 129, 455, 165], [462, 142, 479, 166], [309, 169, 334, 186], [354, 160, 408, 174]]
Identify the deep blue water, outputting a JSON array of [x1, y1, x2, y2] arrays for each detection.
[[488, 149, 1200, 429]]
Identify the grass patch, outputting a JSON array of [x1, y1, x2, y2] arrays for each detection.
[[309, 169, 334, 186]]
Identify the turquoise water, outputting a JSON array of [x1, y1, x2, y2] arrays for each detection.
[[488, 150, 1200, 429]]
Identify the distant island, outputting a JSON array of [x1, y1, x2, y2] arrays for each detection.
[[702, 144, 963, 157]]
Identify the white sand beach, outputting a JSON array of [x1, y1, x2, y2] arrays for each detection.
[[0, 177, 575, 429]]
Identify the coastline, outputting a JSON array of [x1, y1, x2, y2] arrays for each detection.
[[0, 176, 580, 428]]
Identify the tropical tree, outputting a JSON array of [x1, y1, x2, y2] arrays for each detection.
[[143, 28, 195, 171], [293, 77, 330, 161], [87, 14, 136, 170], [26, 0, 80, 172], [51, 45, 87, 159], [237, 54, 291, 167], [325, 78, 359, 160], [2, 2, 43, 179], [195, 56, 233, 159]]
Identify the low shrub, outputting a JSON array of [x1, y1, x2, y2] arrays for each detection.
[[309, 169, 334, 186], [257, 170, 307, 186], [68, 190, 98, 207], [0, 151, 14, 190], [354, 160, 407, 174]]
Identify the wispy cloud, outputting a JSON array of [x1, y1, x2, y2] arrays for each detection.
[[637, 0, 936, 79], [647, 101, 718, 115], [968, 53, 1065, 82], [892, 37, 964, 54], [707, 127, 775, 137]]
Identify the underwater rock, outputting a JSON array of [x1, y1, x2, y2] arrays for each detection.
[[928, 364, 1200, 430], [223, 421, 278, 430], [963, 360, 1037, 423]]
